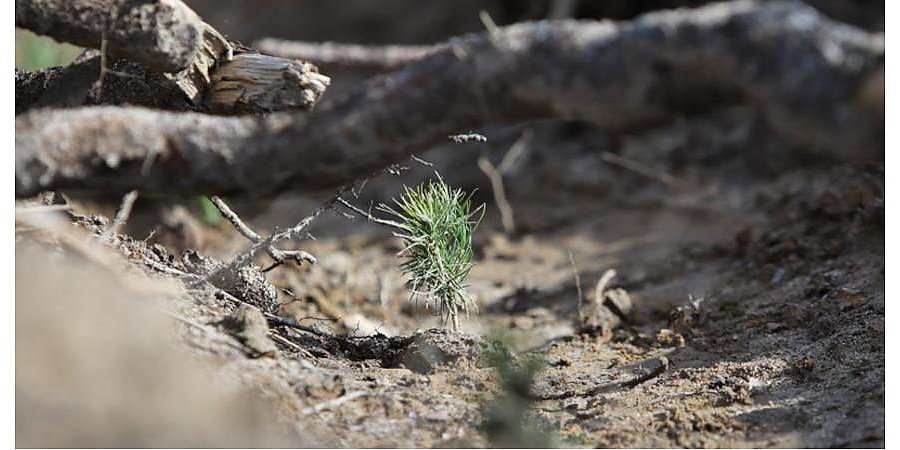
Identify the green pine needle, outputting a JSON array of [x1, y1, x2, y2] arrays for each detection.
[[379, 176, 483, 330]]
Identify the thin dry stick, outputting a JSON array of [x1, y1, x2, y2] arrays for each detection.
[[14, 204, 72, 214], [210, 196, 317, 271], [335, 197, 406, 230], [103, 190, 138, 237], [599, 151, 685, 190], [478, 157, 514, 233], [477, 130, 531, 233], [268, 332, 315, 359], [97, 10, 143, 100], [254, 38, 435, 72], [594, 268, 618, 309], [227, 201, 332, 272], [479, 10, 501, 35], [210, 196, 262, 241], [497, 129, 532, 173], [568, 250, 584, 323]]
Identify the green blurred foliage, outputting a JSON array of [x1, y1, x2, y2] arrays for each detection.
[[192, 197, 224, 226], [480, 331, 558, 448], [16, 29, 83, 71]]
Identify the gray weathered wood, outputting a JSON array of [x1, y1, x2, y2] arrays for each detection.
[[15, 0, 884, 198]]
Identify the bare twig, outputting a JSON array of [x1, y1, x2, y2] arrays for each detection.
[[599, 151, 686, 190], [210, 195, 318, 271], [227, 200, 334, 272], [411, 155, 434, 167], [568, 250, 584, 324], [254, 38, 436, 72], [335, 197, 406, 230], [268, 332, 315, 358], [497, 129, 532, 174], [479, 10, 501, 35], [102, 190, 138, 237], [477, 130, 531, 233], [16, 1, 884, 197], [14, 205, 72, 214], [210, 196, 262, 241], [595, 269, 617, 302]]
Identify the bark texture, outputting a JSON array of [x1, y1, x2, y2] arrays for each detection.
[[15, 50, 196, 114], [15, 0, 205, 73], [15, 48, 330, 115], [15, 0, 884, 198]]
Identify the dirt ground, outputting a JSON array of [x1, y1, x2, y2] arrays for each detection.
[[15, 101, 884, 447]]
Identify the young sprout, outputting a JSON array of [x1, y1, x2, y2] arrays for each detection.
[[378, 175, 483, 331]]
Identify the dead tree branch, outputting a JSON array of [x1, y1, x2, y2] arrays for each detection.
[[15, 50, 329, 115], [226, 204, 329, 272], [477, 129, 531, 233], [209, 196, 317, 271], [102, 190, 139, 237], [254, 38, 436, 72], [15, 0, 884, 198], [15, 0, 329, 114], [15, 0, 206, 73]]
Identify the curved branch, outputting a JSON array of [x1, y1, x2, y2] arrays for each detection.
[[15, 0, 884, 198], [15, 0, 206, 73]]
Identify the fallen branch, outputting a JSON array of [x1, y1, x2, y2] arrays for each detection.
[[209, 196, 316, 271], [15, 0, 884, 198], [254, 38, 436, 72], [102, 190, 139, 237], [15, 0, 328, 114], [226, 203, 328, 271], [15, 0, 206, 73]]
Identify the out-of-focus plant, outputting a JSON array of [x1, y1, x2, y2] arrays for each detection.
[[479, 332, 557, 448], [16, 30, 82, 71]]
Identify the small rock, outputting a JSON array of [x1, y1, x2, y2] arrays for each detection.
[[669, 296, 704, 334], [834, 287, 867, 308], [656, 329, 686, 348], [217, 305, 278, 358]]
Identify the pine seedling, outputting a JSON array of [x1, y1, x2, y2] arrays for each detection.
[[378, 176, 483, 331]]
